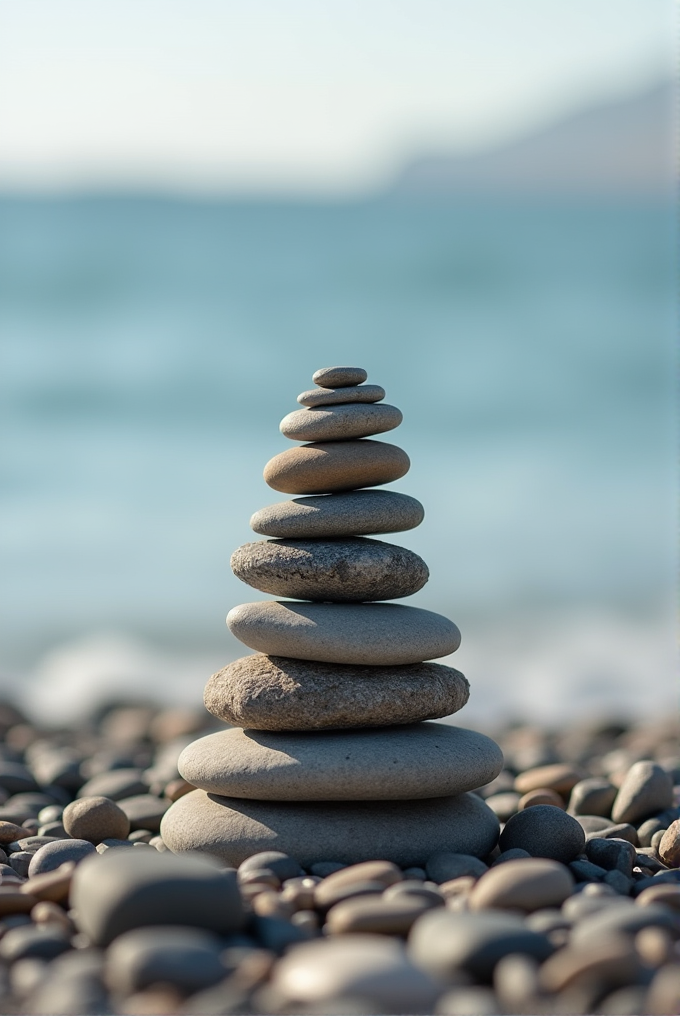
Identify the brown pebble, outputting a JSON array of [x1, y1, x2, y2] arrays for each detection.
[[658, 819, 680, 868], [325, 894, 431, 935], [163, 778, 194, 802], [62, 796, 130, 844], [635, 926, 673, 967], [314, 861, 402, 910], [438, 876, 477, 898], [31, 900, 75, 934], [238, 868, 281, 889], [468, 858, 574, 913], [263, 440, 410, 495], [539, 936, 641, 993], [20, 861, 75, 903], [514, 764, 583, 796], [0, 822, 28, 845], [0, 887, 37, 915], [252, 890, 295, 920], [518, 788, 565, 810]]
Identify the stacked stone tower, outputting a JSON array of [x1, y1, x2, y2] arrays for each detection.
[[161, 367, 503, 867]]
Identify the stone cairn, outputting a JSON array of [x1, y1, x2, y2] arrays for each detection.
[[162, 366, 504, 868]]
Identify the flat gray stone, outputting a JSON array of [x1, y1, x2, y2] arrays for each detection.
[[280, 403, 402, 443], [250, 490, 424, 539], [611, 760, 674, 825], [263, 440, 409, 495], [230, 537, 428, 602], [312, 366, 367, 387], [204, 654, 470, 730], [178, 724, 503, 801], [298, 384, 385, 407], [226, 601, 461, 665], [161, 789, 500, 867]]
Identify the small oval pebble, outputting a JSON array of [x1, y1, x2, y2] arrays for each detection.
[[250, 490, 424, 539], [28, 839, 96, 877], [312, 366, 368, 388], [326, 895, 431, 935], [231, 537, 428, 602], [263, 440, 409, 495], [499, 805, 585, 863], [280, 403, 402, 442], [298, 384, 385, 407], [658, 819, 680, 867], [518, 789, 565, 810], [611, 760, 674, 825], [469, 858, 574, 912], [315, 861, 403, 910], [226, 601, 460, 666], [62, 796, 130, 844], [514, 764, 582, 796], [568, 778, 618, 817]]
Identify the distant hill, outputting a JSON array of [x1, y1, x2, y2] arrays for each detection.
[[390, 81, 676, 196]]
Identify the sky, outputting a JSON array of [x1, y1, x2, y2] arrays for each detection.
[[0, 0, 674, 193]]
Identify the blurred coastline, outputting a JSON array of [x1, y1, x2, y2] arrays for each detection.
[[1, 80, 676, 726]]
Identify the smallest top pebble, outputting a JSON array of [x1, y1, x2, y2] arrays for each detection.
[[312, 366, 367, 388]]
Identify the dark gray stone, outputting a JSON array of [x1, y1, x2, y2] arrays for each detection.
[[491, 848, 532, 866], [231, 537, 427, 602], [105, 926, 226, 993], [408, 909, 554, 982], [28, 838, 96, 876], [585, 837, 637, 877], [77, 769, 147, 802], [0, 924, 71, 962], [587, 823, 639, 846], [425, 852, 488, 883], [70, 848, 244, 947], [0, 764, 39, 796], [603, 869, 634, 895], [575, 815, 612, 833], [638, 817, 668, 847], [569, 858, 607, 882], [117, 795, 169, 832], [8, 851, 32, 878], [611, 761, 674, 825], [498, 805, 585, 864], [250, 490, 425, 539]]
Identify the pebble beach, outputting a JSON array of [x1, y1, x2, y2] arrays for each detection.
[[0, 366, 676, 1015]]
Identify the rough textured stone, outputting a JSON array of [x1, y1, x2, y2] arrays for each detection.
[[408, 908, 554, 982], [161, 789, 500, 868], [312, 366, 367, 388], [62, 796, 130, 844], [70, 848, 244, 947], [498, 805, 586, 863], [178, 724, 503, 801], [28, 839, 96, 877], [585, 837, 637, 877], [105, 926, 226, 994], [251, 490, 425, 539], [298, 384, 385, 407], [611, 761, 674, 825], [271, 935, 439, 1013], [468, 858, 574, 912], [280, 403, 403, 443], [231, 537, 428, 602], [204, 654, 470, 731], [226, 601, 461, 665], [263, 440, 410, 494]]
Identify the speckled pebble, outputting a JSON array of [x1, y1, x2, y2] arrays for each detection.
[[312, 366, 368, 388], [298, 384, 385, 407], [498, 805, 585, 864], [62, 796, 130, 844], [280, 402, 403, 443], [263, 440, 410, 495], [251, 489, 424, 539]]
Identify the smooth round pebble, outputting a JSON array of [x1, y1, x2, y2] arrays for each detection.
[[263, 440, 409, 495], [250, 490, 424, 539], [178, 724, 503, 801], [226, 601, 461, 665], [62, 796, 130, 844], [468, 858, 574, 912], [231, 537, 428, 602], [105, 926, 226, 993], [312, 366, 368, 388], [425, 852, 488, 884], [280, 403, 403, 443], [298, 384, 385, 407], [611, 761, 674, 825], [117, 795, 169, 832], [239, 851, 302, 882], [568, 778, 618, 817], [499, 805, 585, 863], [161, 789, 500, 868], [204, 655, 470, 731], [70, 847, 244, 946], [28, 839, 96, 877]]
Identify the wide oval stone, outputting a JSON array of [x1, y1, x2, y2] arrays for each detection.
[[298, 384, 385, 407], [468, 858, 574, 912], [230, 537, 428, 602], [178, 724, 503, 801], [280, 403, 402, 443], [226, 601, 461, 665], [161, 790, 500, 867], [263, 440, 409, 494], [250, 490, 424, 539], [312, 366, 367, 388], [204, 654, 470, 730]]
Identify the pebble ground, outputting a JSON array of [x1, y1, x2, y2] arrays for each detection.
[[0, 699, 676, 1015]]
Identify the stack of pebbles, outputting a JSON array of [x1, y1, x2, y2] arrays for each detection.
[[162, 366, 503, 868]]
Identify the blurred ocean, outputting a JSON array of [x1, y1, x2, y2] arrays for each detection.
[[0, 195, 675, 724]]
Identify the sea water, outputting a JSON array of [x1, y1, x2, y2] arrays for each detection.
[[0, 195, 675, 723]]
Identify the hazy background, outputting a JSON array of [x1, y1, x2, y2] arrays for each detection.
[[0, 0, 676, 725]]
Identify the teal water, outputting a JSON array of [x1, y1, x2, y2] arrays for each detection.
[[0, 195, 675, 720]]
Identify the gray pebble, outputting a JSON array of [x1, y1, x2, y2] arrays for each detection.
[[280, 402, 402, 443], [0, 764, 40, 796], [77, 769, 147, 802], [603, 869, 634, 895], [611, 760, 674, 825], [585, 837, 636, 877], [568, 778, 617, 817], [231, 537, 428, 602], [575, 815, 612, 833], [0, 924, 71, 962], [117, 795, 169, 832], [587, 823, 639, 845], [250, 490, 425, 539], [105, 925, 226, 993], [239, 851, 302, 882], [312, 366, 368, 388], [570, 902, 677, 947], [309, 862, 345, 878], [638, 816, 668, 847], [491, 848, 532, 866], [70, 847, 244, 947], [298, 384, 385, 407], [63, 796, 130, 844], [485, 793, 521, 821], [28, 839, 96, 877], [425, 852, 488, 883], [8, 852, 32, 878], [499, 805, 585, 864]]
